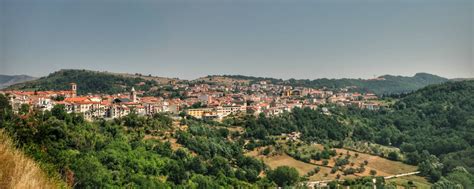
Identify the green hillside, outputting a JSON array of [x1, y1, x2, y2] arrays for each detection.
[[0, 74, 37, 89], [6, 69, 159, 95], [7, 70, 447, 96], [235, 80, 474, 187], [214, 72, 448, 95], [345, 80, 474, 186]]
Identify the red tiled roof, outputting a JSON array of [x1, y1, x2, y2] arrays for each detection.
[[64, 97, 90, 103]]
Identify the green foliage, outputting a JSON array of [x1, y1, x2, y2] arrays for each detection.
[[0, 94, 12, 122], [337, 81, 474, 182], [369, 170, 377, 176], [442, 167, 474, 188], [19, 104, 30, 115], [322, 160, 329, 166], [335, 158, 350, 166], [267, 166, 300, 187], [244, 108, 348, 142], [387, 151, 399, 161], [262, 147, 271, 156], [0, 103, 265, 188], [7, 69, 158, 95]]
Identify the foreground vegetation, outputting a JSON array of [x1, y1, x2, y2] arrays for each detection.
[[0, 130, 63, 189], [0, 95, 278, 188]]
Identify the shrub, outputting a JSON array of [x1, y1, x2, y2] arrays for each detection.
[[370, 170, 377, 176], [322, 160, 329, 166]]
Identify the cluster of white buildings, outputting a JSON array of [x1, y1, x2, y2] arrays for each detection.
[[1, 79, 384, 121], [1, 83, 182, 120]]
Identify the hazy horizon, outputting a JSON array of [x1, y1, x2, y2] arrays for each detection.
[[0, 69, 467, 81], [1, 0, 473, 79]]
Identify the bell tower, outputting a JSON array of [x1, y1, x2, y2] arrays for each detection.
[[130, 87, 137, 102], [70, 83, 77, 97]]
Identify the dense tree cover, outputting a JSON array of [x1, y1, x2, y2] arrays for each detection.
[[216, 73, 448, 95], [243, 108, 348, 142], [7, 69, 159, 95], [361, 82, 472, 165], [0, 96, 276, 188], [335, 81, 474, 184], [432, 167, 474, 189], [174, 121, 269, 184], [241, 81, 474, 185]]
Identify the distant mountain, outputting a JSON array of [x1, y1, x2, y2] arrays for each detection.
[[450, 78, 474, 81], [204, 73, 449, 95], [0, 75, 37, 89], [5, 69, 179, 95]]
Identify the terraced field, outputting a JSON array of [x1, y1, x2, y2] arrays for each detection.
[[246, 145, 431, 188]]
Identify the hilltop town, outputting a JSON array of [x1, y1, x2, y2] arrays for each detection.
[[1, 79, 384, 121]]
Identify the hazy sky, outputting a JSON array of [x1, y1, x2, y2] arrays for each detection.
[[0, 0, 472, 79]]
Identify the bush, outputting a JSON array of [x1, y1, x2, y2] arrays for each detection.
[[370, 170, 377, 176], [322, 160, 329, 166], [388, 151, 399, 161], [343, 168, 356, 175], [335, 158, 350, 166], [262, 147, 271, 156]]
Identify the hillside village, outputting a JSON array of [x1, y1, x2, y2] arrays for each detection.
[[1, 79, 384, 120]]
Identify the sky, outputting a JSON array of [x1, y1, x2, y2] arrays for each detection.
[[0, 0, 472, 80]]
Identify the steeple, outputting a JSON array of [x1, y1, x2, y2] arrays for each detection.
[[130, 87, 137, 102], [70, 83, 77, 97]]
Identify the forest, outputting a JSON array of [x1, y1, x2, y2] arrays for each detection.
[[6, 69, 159, 95]]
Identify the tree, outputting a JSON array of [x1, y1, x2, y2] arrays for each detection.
[[267, 166, 299, 187], [418, 152, 443, 182], [19, 104, 30, 115], [387, 151, 399, 161], [0, 94, 11, 124], [51, 104, 68, 120], [262, 147, 271, 156], [72, 154, 113, 188], [370, 170, 377, 176]]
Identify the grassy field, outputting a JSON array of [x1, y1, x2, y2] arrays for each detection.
[[246, 144, 430, 187], [386, 175, 432, 189], [326, 148, 417, 176], [0, 130, 62, 189], [246, 149, 318, 176]]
